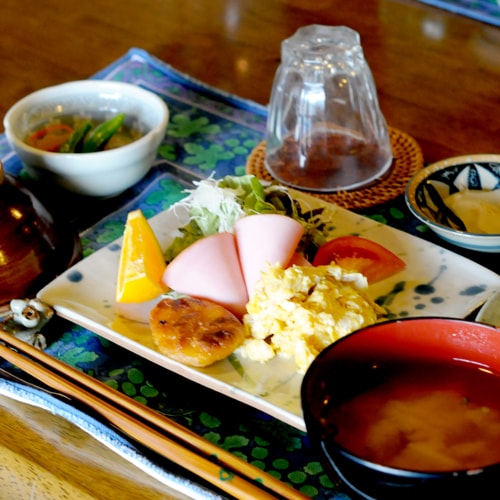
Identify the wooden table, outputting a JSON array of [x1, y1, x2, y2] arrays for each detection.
[[2, 0, 500, 164], [0, 393, 190, 499], [1, 2, 500, 498]]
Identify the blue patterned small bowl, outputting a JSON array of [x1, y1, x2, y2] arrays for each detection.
[[405, 155, 500, 253]]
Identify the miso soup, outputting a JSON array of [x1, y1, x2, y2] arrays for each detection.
[[322, 359, 500, 471]]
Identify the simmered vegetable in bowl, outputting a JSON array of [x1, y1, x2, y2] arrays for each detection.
[[3, 80, 169, 197], [25, 113, 143, 153]]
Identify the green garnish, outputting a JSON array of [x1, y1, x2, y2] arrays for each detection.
[[82, 113, 125, 153], [59, 121, 92, 153]]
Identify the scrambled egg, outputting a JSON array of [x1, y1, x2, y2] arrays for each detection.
[[238, 263, 385, 373]]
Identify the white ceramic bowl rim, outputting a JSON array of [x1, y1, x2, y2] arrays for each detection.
[[3, 80, 169, 172], [406, 154, 500, 238]]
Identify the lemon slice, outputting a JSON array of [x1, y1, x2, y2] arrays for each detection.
[[116, 210, 168, 303]]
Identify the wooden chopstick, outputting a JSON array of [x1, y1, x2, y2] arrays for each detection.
[[0, 330, 310, 500]]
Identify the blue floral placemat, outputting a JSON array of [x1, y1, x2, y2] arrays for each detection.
[[417, 0, 500, 26], [1, 47, 497, 500], [0, 48, 349, 499]]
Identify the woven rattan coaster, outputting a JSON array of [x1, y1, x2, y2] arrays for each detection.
[[246, 128, 424, 210]]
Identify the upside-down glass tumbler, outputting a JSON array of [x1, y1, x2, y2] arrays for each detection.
[[265, 25, 392, 192]]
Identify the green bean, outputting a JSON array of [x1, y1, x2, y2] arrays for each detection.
[[82, 113, 125, 153], [59, 122, 92, 153]]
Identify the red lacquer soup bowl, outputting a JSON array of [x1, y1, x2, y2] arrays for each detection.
[[301, 317, 500, 500]]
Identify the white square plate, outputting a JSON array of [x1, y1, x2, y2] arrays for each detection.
[[38, 191, 500, 431]]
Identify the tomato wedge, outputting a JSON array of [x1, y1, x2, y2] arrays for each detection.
[[312, 235, 406, 284]]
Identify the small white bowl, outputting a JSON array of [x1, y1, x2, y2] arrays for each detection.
[[405, 154, 500, 253], [3, 81, 169, 197]]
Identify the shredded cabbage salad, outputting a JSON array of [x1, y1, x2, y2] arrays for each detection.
[[164, 175, 335, 263]]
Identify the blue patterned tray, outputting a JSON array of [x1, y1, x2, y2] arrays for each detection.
[[417, 0, 500, 26], [1, 47, 497, 500], [1, 48, 348, 500]]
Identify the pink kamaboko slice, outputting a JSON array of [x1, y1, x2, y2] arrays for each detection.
[[234, 214, 304, 298], [161, 232, 249, 317]]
